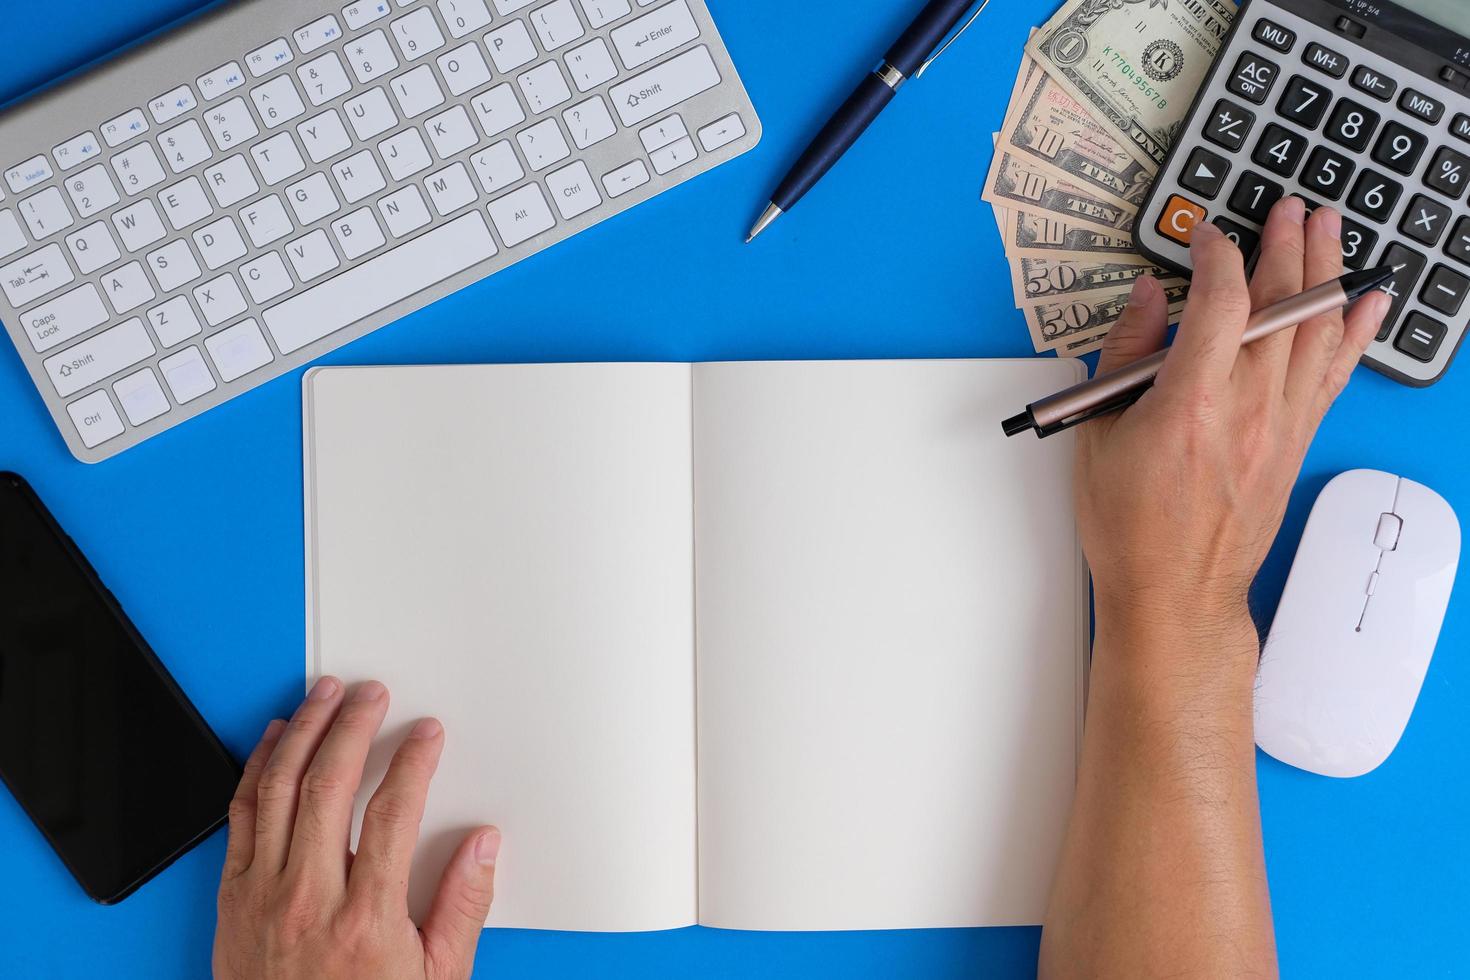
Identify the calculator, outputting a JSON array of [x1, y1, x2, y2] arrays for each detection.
[[1138, 0, 1470, 387]]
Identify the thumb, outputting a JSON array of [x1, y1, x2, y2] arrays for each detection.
[[423, 827, 500, 980], [1095, 274, 1170, 376]]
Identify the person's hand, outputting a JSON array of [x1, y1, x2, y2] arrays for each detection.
[[1075, 198, 1390, 656], [214, 677, 500, 980]]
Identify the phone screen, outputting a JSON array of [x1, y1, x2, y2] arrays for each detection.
[[0, 473, 240, 903]]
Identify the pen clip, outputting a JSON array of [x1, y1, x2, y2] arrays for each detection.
[[914, 0, 994, 79]]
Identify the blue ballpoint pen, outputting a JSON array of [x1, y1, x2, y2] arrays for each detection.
[[745, 0, 991, 243]]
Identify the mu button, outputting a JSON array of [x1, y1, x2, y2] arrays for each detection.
[[1157, 194, 1207, 245]]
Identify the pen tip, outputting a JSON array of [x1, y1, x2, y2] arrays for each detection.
[[746, 203, 783, 244]]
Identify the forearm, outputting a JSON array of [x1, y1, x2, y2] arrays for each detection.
[[1039, 603, 1278, 980]]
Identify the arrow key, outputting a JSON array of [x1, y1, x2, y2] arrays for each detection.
[[1179, 147, 1230, 200]]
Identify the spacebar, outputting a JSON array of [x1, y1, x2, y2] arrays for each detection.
[[263, 212, 498, 355]]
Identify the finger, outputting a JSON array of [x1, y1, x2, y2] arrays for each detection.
[[1314, 289, 1389, 423], [253, 677, 346, 874], [1095, 275, 1170, 375], [422, 828, 500, 980], [349, 718, 445, 908], [1240, 197, 1308, 387], [223, 718, 286, 879], [286, 681, 390, 883], [1155, 221, 1251, 394], [1285, 207, 1351, 408]]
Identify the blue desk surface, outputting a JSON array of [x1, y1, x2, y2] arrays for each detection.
[[2, 2, 1467, 976]]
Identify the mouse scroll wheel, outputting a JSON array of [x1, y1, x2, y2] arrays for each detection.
[[1374, 513, 1403, 551]]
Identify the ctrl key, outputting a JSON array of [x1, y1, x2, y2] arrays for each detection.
[[67, 389, 125, 449]]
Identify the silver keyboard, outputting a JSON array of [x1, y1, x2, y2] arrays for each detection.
[[0, 0, 760, 462]]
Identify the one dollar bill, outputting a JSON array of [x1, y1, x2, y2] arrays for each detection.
[[1027, 0, 1236, 169]]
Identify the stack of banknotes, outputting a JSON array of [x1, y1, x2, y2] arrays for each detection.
[[985, 0, 1237, 356]]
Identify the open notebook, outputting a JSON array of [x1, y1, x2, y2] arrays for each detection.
[[303, 360, 1089, 933]]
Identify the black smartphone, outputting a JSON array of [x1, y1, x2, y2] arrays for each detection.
[[0, 472, 241, 904]]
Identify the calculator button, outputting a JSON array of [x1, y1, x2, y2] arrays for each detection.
[[1400, 195, 1452, 247], [1277, 76, 1331, 129], [1396, 312, 1447, 362], [1252, 123, 1307, 177], [1350, 65, 1396, 101], [1156, 194, 1207, 245], [1421, 265, 1470, 316], [1452, 114, 1470, 144], [1346, 169, 1402, 223], [1400, 89, 1445, 124], [1339, 217, 1377, 270], [1203, 99, 1255, 151], [1300, 147, 1354, 200], [1372, 122, 1428, 176], [1303, 42, 1348, 78], [1213, 216, 1260, 256], [1179, 147, 1230, 199], [1324, 99, 1379, 153], [1227, 51, 1279, 105], [1447, 217, 1470, 265], [1228, 171, 1283, 224], [1376, 243, 1427, 340], [1253, 19, 1296, 52], [1425, 147, 1470, 200]]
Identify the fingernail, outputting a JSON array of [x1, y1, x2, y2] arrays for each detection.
[[263, 718, 286, 740], [308, 676, 339, 701], [1281, 196, 1307, 224], [351, 680, 387, 703], [1130, 274, 1158, 303], [1318, 208, 1342, 239], [410, 717, 442, 739], [1191, 221, 1222, 243], [475, 828, 502, 866]]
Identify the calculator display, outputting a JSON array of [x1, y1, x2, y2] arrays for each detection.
[[1394, 0, 1470, 38]]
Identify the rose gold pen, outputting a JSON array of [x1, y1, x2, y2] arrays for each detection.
[[1002, 265, 1400, 439]]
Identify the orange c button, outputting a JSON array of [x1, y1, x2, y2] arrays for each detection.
[[1157, 195, 1208, 246]]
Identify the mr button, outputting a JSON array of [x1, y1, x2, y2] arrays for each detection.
[[1157, 195, 1207, 246]]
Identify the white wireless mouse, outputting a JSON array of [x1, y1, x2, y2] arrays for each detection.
[[1255, 470, 1460, 778]]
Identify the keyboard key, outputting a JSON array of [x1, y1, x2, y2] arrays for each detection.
[[101, 109, 150, 148], [1401, 194, 1452, 247], [1202, 99, 1255, 151], [145, 239, 203, 291], [381, 129, 433, 179], [1300, 147, 1354, 201], [424, 162, 477, 214], [53, 132, 102, 172], [564, 97, 617, 149], [377, 185, 433, 236], [610, 45, 722, 127], [469, 141, 525, 196], [252, 75, 308, 128], [1421, 265, 1469, 316], [246, 38, 295, 78], [193, 216, 248, 269], [1339, 217, 1377, 270], [331, 208, 386, 259], [298, 52, 353, 106], [6, 155, 54, 195], [437, 43, 491, 95], [241, 195, 294, 248], [299, 110, 354, 163], [426, 105, 479, 158], [63, 164, 119, 218], [1376, 243, 1427, 340], [159, 119, 213, 173], [517, 118, 571, 171], [1155, 193, 1206, 246], [240, 251, 294, 303], [391, 8, 445, 61], [193, 272, 248, 325], [111, 142, 167, 195], [159, 176, 214, 230], [149, 85, 198, 124], [293, 15, 344, 55], [1425, 147, 1470, 200], [346, 30, 401, 87], [546, 160, 602, 219], [699, 113, 747, 152], [1447, 217, 1470, 265], [202, 97, 259, 152], [18, 187, 74, 240], [488, 183, 555, 246], [567, 38, 619, 92], [343, 1, 393, 30], [203, 155, 260, 208], [1276, 76, 1330, 130], [205, 318, 274, 382], [1225, 50, 1279, 105], [113, 200, 167, 251], [1372, 122, 1428, 176], [612, 0, 699, 70], [286, 229, 341, 281], [264, 211, 498, 353], [530, 0, 586, 52], [252, 131, 308, 184], [580, 0, 632, 29], [1351, 65, 1395, 101], [1400, 89, 1444, 123], [100, 261, 155, 315], [1179, 146, 1230, 199], [68, 389, 125, 448], [1252, 18, 1296, 52], [485, 21, 539, 73], [44, 316, 155, 397], [18, 283, 108, 352], [0, 210, 23, 259], [602, 159, 650, 198], [1303, 42, 1347, 78], [391, 65, 446, 117], [438, 0, 492, 37], [1346, 169, 1401, 223], [1324, 99, 1379, 152], [470, 84, 525, 138], [1252, 123, 1307, 177], [1, 243, 74, 307], [346, 88, 400, 140], [1228, 171, 1283, 224], [146, 295, 203, 347], [159, 346, 217, 403], [519, 61, 573, 113], [1212, 216, 1260, 256], [639, 115, 688, 152], [198, 62, 246, 100], [650, 136, 696, 175], [1396, 312, 1447, 362], [286, 172, 341, 224], [114, 368, 170, 425]]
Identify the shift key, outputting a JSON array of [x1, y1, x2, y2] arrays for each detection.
[[44, 317, 155, 397], [611, 45, 721, 127]]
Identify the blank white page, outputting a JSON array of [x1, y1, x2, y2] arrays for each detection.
[[692, 359, 1088, 931], [305, 364, 698, 932]]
